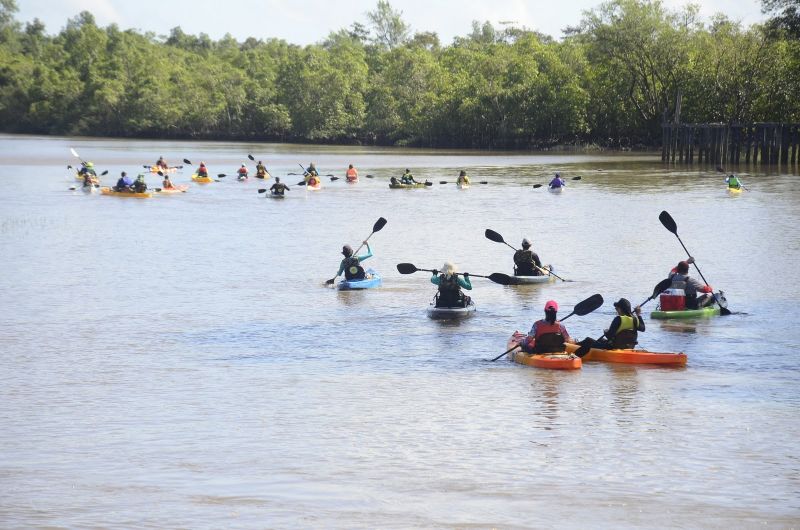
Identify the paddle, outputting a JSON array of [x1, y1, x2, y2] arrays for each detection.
[[395, 263, 511, 285], [484, 229, 569, 282], [183, 158, 192, 165], [490, 293, 605, 361], [573, 278, 672, 357], [366, 174, 374, 178], [325, 217, 388, 285], [258, 186, 289, 194], [533, 176, 581, 189], [70, 147, 84, 164], [658, 211, 731, 315]]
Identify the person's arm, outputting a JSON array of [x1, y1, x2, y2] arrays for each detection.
[[430, 272, 440, 285], [334, 259, 345, 278], [560, 323, 572, 343], [532, 252, 542, 268], [528, 321, 538, 337], [459, 273, 472, 290], [635, 309, 645, 332], [356, 242, 372, 262], [689, 276, 712, 293]]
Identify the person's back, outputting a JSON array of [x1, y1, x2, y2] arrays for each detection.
[[726, 174, 741, 189], [549, 174, 565, 188], [346, 164, 358, 180], [163, 177, 174, 189], [525, 301, 570, 353], [431, 263, 471, 307], [270, 178, 288, 195], [256, 162, 267, 176], [133, 176, 147, 193], [197, 164, 208, 177], [513, 238, 542, 276]]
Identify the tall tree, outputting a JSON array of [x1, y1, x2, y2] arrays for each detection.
[[366, 1, 410, 49]]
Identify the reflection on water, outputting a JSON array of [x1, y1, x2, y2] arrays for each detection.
[[0, 134, 799, 528]]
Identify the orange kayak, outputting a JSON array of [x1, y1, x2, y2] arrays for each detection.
[[506, 332, 581, 370], [565, 343, 686, 365]]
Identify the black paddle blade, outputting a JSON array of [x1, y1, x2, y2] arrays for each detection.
[[373, 217, 388, 233], [439, 181, 447, 184], [67, 165, 72, 169], [142, 165, 149, 168], [532, 184, 543, 188], [396, 263, 418, 274], [424, 181, 433, 186], [217, 174, 226, 178], [659, 211, 678, 235], [248, 154, 255, 161], [330, 176, 339, 181], [484, 229, 504, 244], [183, 158, 192, 165], [258, 189, 266, 193], [572, 176, 582, 180], [573, 294, 604, 316], [296, 180, 306, 186], [366, 174, 374, 178], [480, 181, 488, 184], [101, 170, 108, 175], [157, 171, 164, 176], [488, 272, 512, 285], [652, 278, 672, 299]]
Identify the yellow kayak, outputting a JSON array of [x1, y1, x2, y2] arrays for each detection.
[[191, 174, 213, 183], [100, 187, 153, 198]]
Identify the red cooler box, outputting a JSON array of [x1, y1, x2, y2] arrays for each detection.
[[659, 289, 686, 311]]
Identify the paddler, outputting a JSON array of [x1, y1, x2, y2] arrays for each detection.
[[255, 161, 270, 178], [513, 238, 543, 276], [132, 174, 148, 193], [328, 242, 372, 284], [667, 259, 715, 309], [522, 300, 573, 353], [548, 172, 566, 190], [237, 164, 249, 180], [430, 262, 472, 308], [346, 164, 358, 181], [162, 174, 175, 189], [456, 170, 470, 186], [725, 174, 742, 190], [156, 156, 169, 169], [589, 298, 645, 350], [269, 177, 289, 196], [79, 161, 97, 177], [400, 169, 418, 185], [197, 162, 209, 178], [113, 171, 133, 192]]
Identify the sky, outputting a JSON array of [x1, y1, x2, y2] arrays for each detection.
[[16, 0, 767, 44]]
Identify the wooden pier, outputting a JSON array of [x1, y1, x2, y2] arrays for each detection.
[[662, 123, 800, 167]]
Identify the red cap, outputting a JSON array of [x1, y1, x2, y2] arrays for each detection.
[[544, 300, 558, 311]]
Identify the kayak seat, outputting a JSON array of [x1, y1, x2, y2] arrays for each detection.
[[533, 332, 565, 354], [610, 330, 638, 350]]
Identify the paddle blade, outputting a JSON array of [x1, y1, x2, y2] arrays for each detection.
[[217, 174, 226, 178], [396, 263, 418, 274], [366, 174, 374, 178], [325, 278, 335, 285], [480, 181, 488, 184], [484, 229, 505, 244], [488, 272, 512, 285], [572, 176, 582, 180], [532, 184, 543, 188], [258, 189, 267, 193], [100, 170, 108, 175], [424, 181, 433, 186], [330, 176, 339, 181], [439, 181, 447, 184], [297, 180, 306, 186], [67, 165, 72, 169], [573, 294, 604, 316], [659, 211, 678, 234], [652, 278, 672, 299], [143, 165, 149, 168], [183, 158, 192, 165], [70, 148, 79, 158], [248, 154, 255, 161], [157, 171, 164, 176], [372, 217, 388, 233]]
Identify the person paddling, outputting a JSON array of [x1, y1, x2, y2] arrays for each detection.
[[255, 161, 270, 179], [346, 164, 358, 182], [430, 262, 472, 308], [725, 174, 742, 190], [237, 164, 249, 180], [196, 162, 209, 178], [513, 238, 544, 276], [548, 172, 566, 190], [522, 300, 573, 353], [162, 174, 175, 189], [269, 177, 289, 196], [666, 259, 715, 309], [589, 298, 645, 350], [114, 171, 133, 192], [79, 162, 97, 178], [400, 169, 418, 185], [457, 170, 470, 186], [328, 242, 373, 284], [156, 156, 169, 170], [133, 174, 148, 193]]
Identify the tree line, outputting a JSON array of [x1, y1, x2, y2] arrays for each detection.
[[0, 0, 798, 149]]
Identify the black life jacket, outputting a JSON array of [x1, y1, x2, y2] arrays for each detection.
[[343, 256, 365, 280], [436, 274, 463, 307], [513, 249, 538, 276]]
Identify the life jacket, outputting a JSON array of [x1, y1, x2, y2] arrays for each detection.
[[727, 176, 740, 188], [307, 176, 318, 186], [346, 168, 357, 179], [238, 167, 248, 175], [611, 316, 638, 349], [343, 256, 365, 280], [513, 249, 538, 276], [436, 274, 463, 307], [256, 164, 266, 175], [163, 180, 174, 189], [532, 320, 565, 353], [272, 183, 286, 193], [197, 166, 208, 176]]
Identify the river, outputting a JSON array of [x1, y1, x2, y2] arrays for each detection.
[[1, 134, 798, 528]]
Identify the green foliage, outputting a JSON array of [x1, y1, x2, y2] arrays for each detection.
[[0, 0, 797, 147]]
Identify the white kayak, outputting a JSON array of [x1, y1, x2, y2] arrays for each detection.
[[426, 300, 477, 319], [548, 186, 564, 193], [507, 274, 555, 285]]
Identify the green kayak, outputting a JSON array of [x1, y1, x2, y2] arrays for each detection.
[[651, 306, 720, 319]]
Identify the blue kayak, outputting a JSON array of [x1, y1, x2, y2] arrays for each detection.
[[337, 268, 382, 290]]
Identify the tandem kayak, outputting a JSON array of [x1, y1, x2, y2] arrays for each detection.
[[564, 343, 687, 365], [191, 174, 213, 183], [99, 187, 153, 198], [650, 306, 721, 319], [337, 269, 381, 290], [506, 331, 581, 370], [389, 182, 429, 189], [426, 300, 476, 320]]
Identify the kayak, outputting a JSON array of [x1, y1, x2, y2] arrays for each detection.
[[564, 343, 687, 365], [237, 174, 248, 181], [255, 172, 271, 180], [191, 174, 213, 183], [267, 191, 286, 199], [149, 166, 176, 173], [651, 306, 720, 319], [457, 181, 470, 189], [153, 185, 188, 195], [100, 187, 153, 198], [347, 177, 359, 183], [389, 182, 428, 189], [337, 268, 381, 290], [506, 331, 581, 370], [507, 266, 556, 285], [728, 186, 743, 194], [426, 300, 476, 319], [548, 186, 565, 193]]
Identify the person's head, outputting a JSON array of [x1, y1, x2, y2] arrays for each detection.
[[258, 160, 262, 164], [342, 244, 353, 257], [275, 176, 280, 183], [676, 261, 689, 274], [614, 298, 632, 316], [200, 162, 205, 166], [164, 175, 170, 180], [310, 162, 315, 167], [241, 164, 245, 168], [441, 261, 456, 277], [544, 300, 558, 323], [459, 170, 466, 177], [521, 238, 531, 249], [158, 156, 164, 160], [349, 164, 353, 169], [136, 174, 144, 181], [121, 171, 127, 177], [555, 172, 561, 178], [405, 169, 410, 173]]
